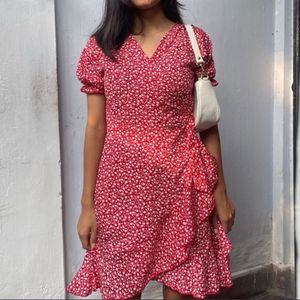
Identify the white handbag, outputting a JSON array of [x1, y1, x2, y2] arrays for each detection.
[[184, 24, 221, 132]]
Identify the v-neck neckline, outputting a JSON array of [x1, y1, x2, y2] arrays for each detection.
[[129, 22, 180, 61]]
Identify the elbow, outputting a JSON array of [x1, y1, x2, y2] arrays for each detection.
[[86, 119, 107, 133]]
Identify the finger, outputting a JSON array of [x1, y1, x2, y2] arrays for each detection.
[[212, 212, 219, 234], [230, 203, 235, 214], [227, 197, 234, 209], [227, 219, 234, 233], [231, 202, 236, 217], [79, 231, 91, 250], [229, 222, 234, 233], [231, 218, 235, 228], [223, 225, 228, 234], [230, 213, 235, 227], [208, 209, 215, 227], [222, 219, 231, 234], [90, 226, 97, 249]]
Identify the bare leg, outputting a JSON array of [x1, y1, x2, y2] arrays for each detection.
[[127, 291, 142, 300], [163, 283, 195, 300]]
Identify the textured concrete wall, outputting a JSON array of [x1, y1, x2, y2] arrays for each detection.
[[56, 0, 293, 299], [0, 0, 64, 298]]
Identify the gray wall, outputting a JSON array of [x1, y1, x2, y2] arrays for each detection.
[[55, 2, 104, 299], [59, 0, 293, 298], [0, 0, 64, 298], [186, 0, 276, 270]]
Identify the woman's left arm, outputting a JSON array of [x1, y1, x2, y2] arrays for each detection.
[[200, 124, 236, 234]]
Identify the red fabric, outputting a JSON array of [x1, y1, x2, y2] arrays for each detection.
[[66, 22, 233, 300]]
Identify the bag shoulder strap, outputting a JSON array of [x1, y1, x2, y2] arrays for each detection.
[[184, 24, 204, 65]]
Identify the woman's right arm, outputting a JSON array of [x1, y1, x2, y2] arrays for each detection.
[[77, 93, 106, 250], [81, 94, 106, 208]]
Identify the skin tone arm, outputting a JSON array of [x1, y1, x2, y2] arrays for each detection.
[[77, 94, 106, 250], [200, 124, 236, 234]]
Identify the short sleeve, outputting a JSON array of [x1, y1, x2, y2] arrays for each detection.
[[76, 36, 106, 95], [192, 25, 219, 87]]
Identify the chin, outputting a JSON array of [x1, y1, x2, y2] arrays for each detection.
[[130, 0, 160, 9]]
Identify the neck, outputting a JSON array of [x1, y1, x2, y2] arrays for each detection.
[[132, 3, 172, 35]]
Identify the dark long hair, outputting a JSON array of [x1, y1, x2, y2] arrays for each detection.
[[90, 0, 185, 61]]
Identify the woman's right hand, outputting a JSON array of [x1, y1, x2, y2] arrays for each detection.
[[77, 205, 97, 250]]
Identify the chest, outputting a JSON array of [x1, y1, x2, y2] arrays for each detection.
[[103, 29, 198, 103]]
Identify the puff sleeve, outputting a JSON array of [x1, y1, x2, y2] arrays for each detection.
[[192, 26, 219, 87], [76, 36, 106, 95]]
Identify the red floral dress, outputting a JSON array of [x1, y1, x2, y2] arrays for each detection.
[[66, 22, 233, 300]]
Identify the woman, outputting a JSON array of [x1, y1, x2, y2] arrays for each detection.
[[66, 0, 236, 299]]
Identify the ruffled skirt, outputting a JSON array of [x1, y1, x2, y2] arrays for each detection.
[[66, 121, 233, 299]]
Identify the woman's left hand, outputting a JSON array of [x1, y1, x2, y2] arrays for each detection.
[[209, 190, 235, 234]]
